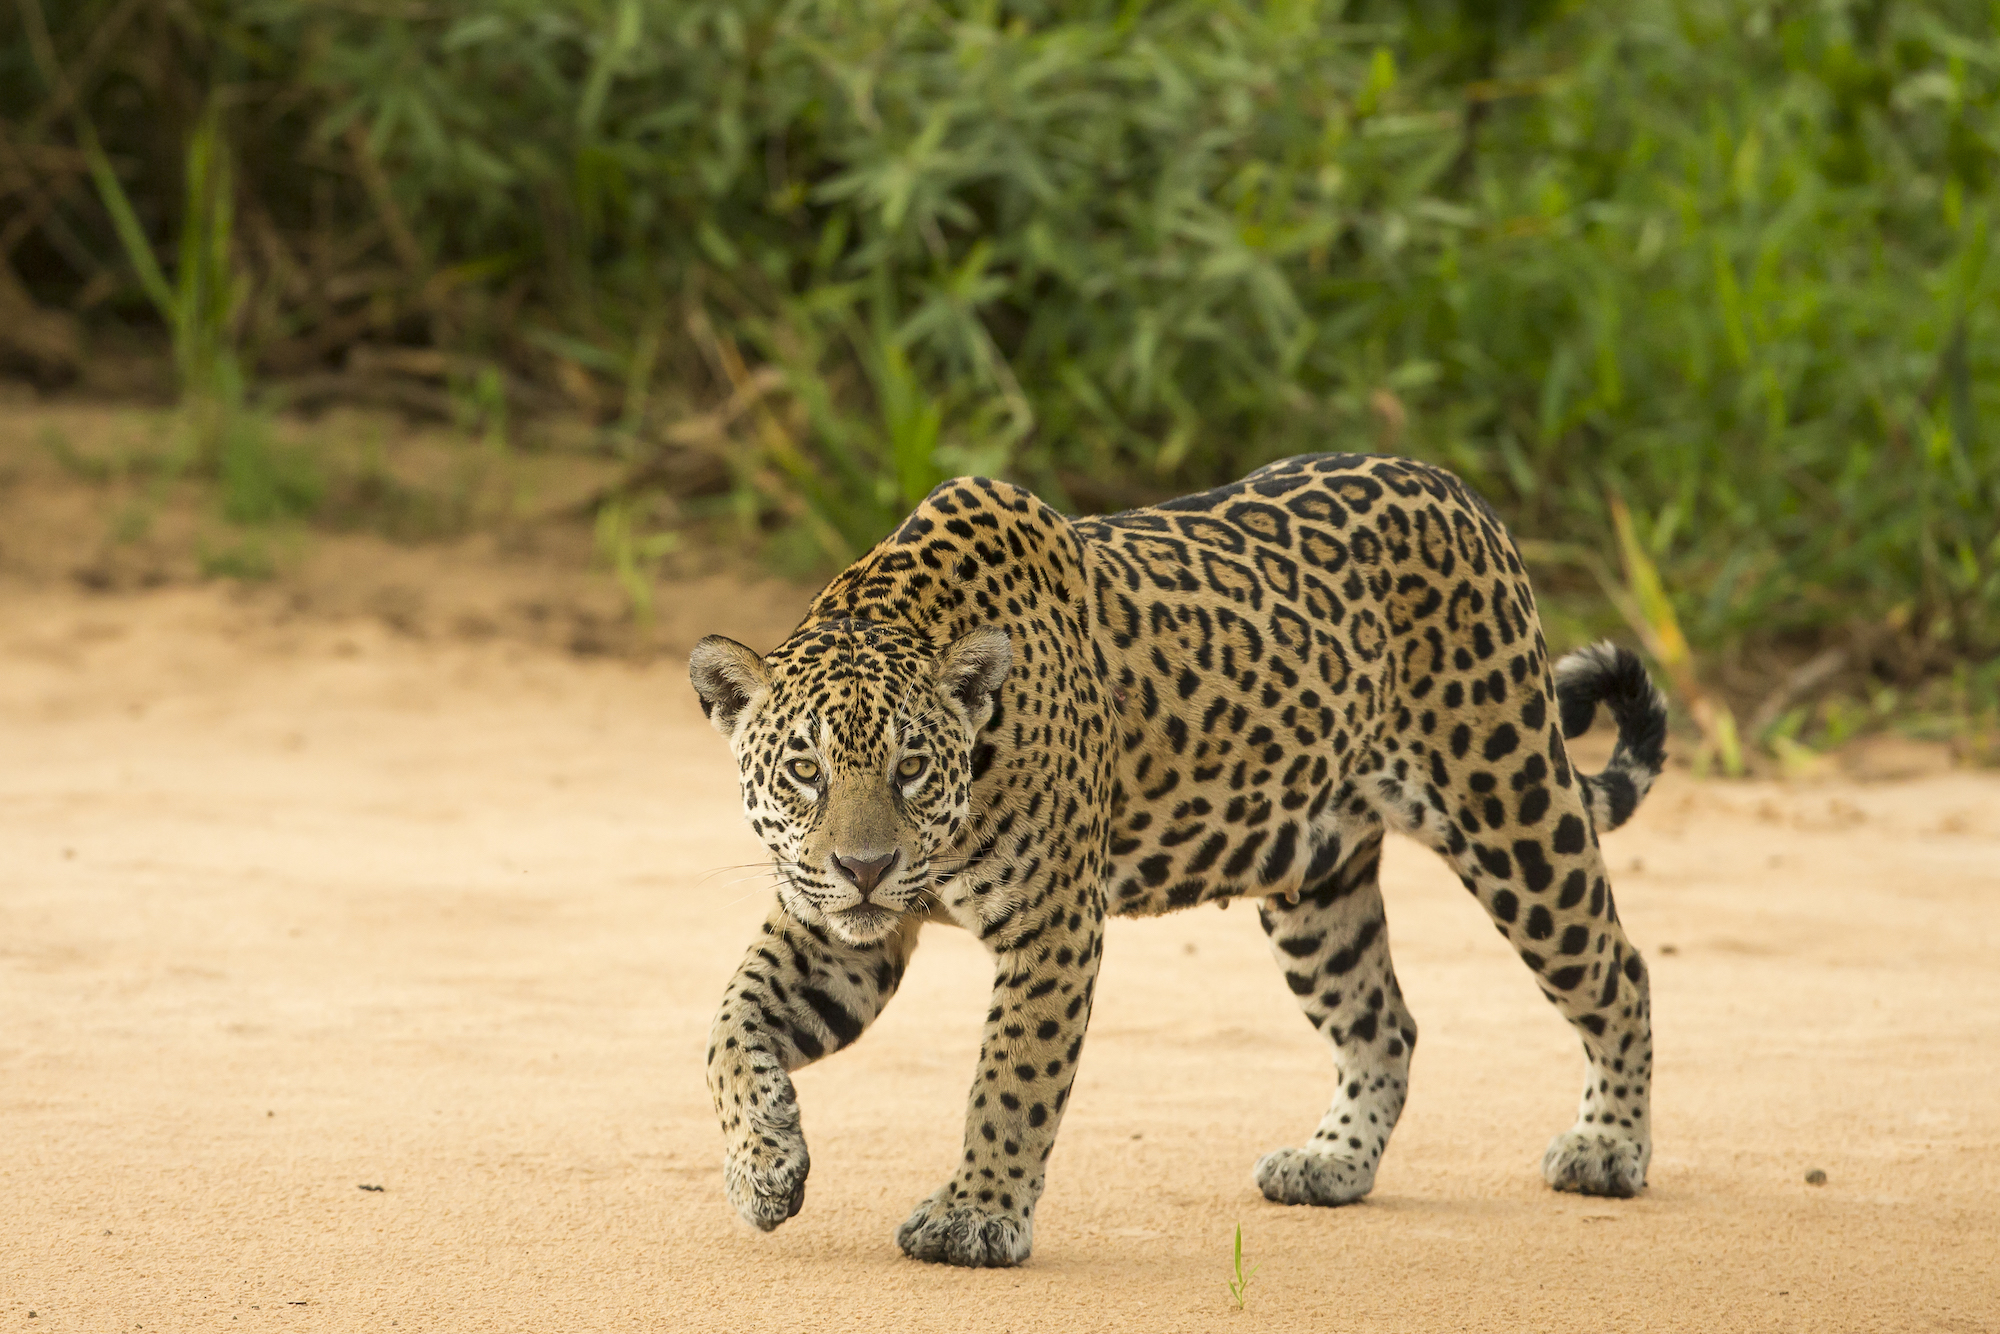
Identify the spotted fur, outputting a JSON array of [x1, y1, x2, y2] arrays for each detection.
[[693, 453, 1668, 1268]]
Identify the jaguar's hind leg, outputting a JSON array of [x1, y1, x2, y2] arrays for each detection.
[[1374, 739, 1653, 1198], [1524, 841, 1654, 1198], [1253, 823, 1417, 1207]]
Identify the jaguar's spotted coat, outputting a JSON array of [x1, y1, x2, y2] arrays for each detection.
[[693, 453, 1669, 1268]]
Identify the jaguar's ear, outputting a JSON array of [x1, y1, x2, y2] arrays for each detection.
[[689, 635, 771, 739], [937, 625, 1012, 732]]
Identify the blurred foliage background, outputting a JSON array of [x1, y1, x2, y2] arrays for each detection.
[[1, 0, 1996, 757]]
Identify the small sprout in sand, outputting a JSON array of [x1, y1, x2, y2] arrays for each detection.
[[1227, 1223, 1260, 1310], [1804, 1168, 1827, 1186]]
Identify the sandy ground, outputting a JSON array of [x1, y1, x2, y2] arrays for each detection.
[[3, 577, 1998, 1334]]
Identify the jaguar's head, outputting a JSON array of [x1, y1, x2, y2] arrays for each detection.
[[689, 618, 1011, 944]]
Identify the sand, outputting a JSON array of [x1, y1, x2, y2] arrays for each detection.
[[2, 578, 1997, 1334]]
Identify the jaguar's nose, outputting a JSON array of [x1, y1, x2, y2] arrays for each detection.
[[831, 849, 900, 897]]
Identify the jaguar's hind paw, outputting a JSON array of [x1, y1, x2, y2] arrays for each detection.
[[1254, 1146, 1376, 1206], [1541, 1130, 1648, 1197]]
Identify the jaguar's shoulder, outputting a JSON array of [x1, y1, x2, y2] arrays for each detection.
[[805, 477, 1091, 633]]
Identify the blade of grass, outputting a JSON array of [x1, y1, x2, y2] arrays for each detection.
[[76, 118, 175, 322], [1609, 494, 1743, 777]]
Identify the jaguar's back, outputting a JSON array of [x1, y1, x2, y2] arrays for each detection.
[[1075, 453, 1653, 914]]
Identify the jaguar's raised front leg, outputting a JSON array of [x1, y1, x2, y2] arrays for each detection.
[[896, 889, 1106, 1268], [708, 903, 922, 1231]]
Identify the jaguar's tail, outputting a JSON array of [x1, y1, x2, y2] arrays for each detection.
[[1553, 642, 1670, 832]]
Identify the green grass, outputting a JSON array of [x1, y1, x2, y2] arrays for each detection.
[[1227, 1221, 1260, 1310], [593, 493, 680, 625], [3, 0, 1996, 684], [63, 56, 320, 537]]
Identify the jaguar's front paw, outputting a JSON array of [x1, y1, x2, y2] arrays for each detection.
[[723, 1126, 810, 1232], [1541, 1130, 1648, 1198], [1253, 1146, 1376, 1206], [896, 1193, 1033, 1267]]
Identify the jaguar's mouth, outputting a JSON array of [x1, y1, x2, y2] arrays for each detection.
[[827, 903, 901, 941]]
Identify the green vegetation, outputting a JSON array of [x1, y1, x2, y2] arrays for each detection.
[[1228, 1221, 1260, 1310], [3, 0, 1997, 746]]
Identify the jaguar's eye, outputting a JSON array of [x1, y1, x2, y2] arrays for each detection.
[[896, 754, 929, 782], [787, 758, 821, 783]]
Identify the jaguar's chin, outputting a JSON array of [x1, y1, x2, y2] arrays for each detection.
[[826, 903, 903, 944]]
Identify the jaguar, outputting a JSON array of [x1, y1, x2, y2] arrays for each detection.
[[692, 452, 1668, 1268]]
